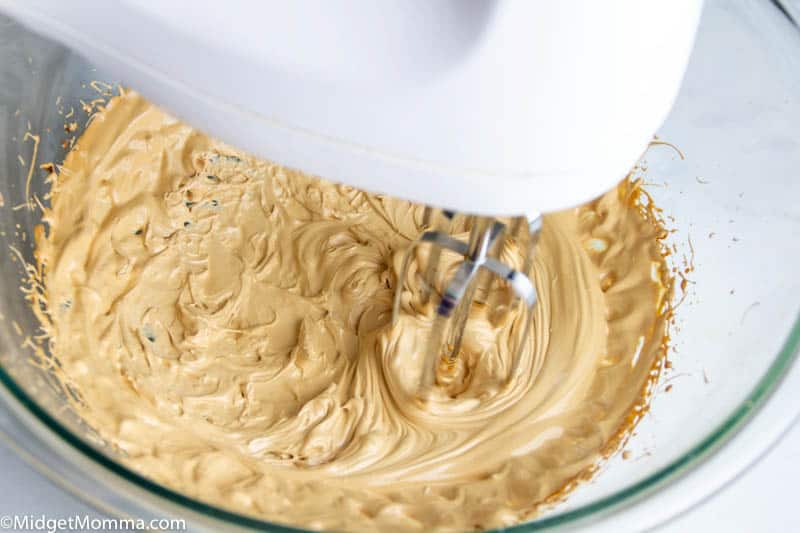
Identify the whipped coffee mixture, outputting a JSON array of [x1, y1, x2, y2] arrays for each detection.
[[34, 91, 671, 531]]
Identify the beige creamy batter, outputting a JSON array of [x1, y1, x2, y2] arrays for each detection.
[[34, 91, 671, 531]]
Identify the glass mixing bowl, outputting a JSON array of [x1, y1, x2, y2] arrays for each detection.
[[0, 1, 799, 531]]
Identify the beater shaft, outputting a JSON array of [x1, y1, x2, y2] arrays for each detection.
[[392, 213, 541, 389]]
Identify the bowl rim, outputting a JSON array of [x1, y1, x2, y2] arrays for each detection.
[[0, 314, 797, 532]]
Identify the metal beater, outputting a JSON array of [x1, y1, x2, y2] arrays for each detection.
[[392, 210, 543, 389]]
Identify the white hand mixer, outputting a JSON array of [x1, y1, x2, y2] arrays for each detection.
[[0, 0, 703, 385]]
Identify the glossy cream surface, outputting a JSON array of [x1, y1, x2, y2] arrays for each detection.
[[35, 91, 670, 531]]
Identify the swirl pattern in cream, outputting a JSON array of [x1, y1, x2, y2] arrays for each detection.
[[35, 91, 671, 532]]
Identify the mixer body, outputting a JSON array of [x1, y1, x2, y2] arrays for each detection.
[[0, 0, 703, 216], [0, 0, 703, 389]]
